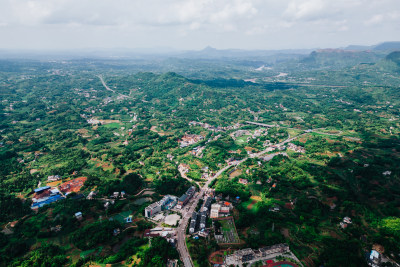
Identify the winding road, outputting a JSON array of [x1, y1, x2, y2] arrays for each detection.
[[97, 75, 133, 99]]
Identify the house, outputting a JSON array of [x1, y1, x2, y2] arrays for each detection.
[[47, 175, 61, 182], [269, 205, 280, 212], [287, 143, 306, 153], [238, 178, 248, 185], [113, 228, 120, 236], [368, 250, 381, 266], [178, 134, 204, 148], [50, 225, 62, 232], [343, 217, 352, 224], [87, 191, 96, 200], [75, 212, 83, 220], [125, 215, 133, 223]]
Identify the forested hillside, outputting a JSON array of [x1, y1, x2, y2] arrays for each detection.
[[0, 51, 400, 266]]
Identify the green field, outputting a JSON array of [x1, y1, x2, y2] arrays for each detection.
[[102, 122, 121, 128]]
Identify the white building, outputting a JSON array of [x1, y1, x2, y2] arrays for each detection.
[[145, 195, 177, 218], [210, 204, 221, 218]]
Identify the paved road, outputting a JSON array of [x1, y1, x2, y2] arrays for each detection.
[[245, 121, 277, 128], [176, 132, 306, 266], [97, 75, 132, 99]]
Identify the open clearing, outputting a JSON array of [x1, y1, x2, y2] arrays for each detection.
[[164, 214, 180, 226]]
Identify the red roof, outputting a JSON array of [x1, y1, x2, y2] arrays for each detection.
[[33, 189, 51, 200]]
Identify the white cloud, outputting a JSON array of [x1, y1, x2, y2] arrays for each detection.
[[366, 14, 383, 26], [285, 0, 326, 21], [0, 0, 399, 49]]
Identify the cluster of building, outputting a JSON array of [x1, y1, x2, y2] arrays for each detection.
[[176, 186, 196, 209], [110, 191, 126, 199], [231, 130, 251, 140], [144, 195, 178, 218], [143, 227, 177, 247], [189, 121, 242, 132], [226, 157, 242, 166], [178, 134, 204, 148], [225, 244, 293, 266], [31, 186, 64, 210], [287, 143, 306, 153], [238, 178, 249, 185], [178, 163, 190, 178], [189, 196, 212, 234], [189, 146, 205, 158], [340, 216, 352, 229], [86, 118, 101, 125], [210, 202, 232, 218], [47, 175, 61, 182], [230, 128, 268, 142]]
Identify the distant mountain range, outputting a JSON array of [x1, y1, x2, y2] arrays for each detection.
[[344, 41, 400, 51], [0, 41, 399, 60]]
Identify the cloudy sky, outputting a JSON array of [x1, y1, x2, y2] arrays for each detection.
[[0, 0, 399, 50]]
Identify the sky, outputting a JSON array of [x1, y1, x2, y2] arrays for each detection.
[[0, 0, 399, 50]]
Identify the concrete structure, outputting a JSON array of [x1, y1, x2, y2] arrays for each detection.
[[75, 212, 83, 220], [225, 244, 292, 267], [199, 211, 207, 230], [203, 196, 212, 212], [177, 186, 196, 208], [31, 186, 64, 209], [47, 175, 61, 182], [178, 134, 204, 148], [210, 202, 231, 218], [189, 212, 198, 234], [210, 204, 221, 218], [368, 250, 381, 267], [178, 194, 189, 207], [145, 195, 177, 218]]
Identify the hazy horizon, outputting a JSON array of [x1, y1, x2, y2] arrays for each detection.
[[1, 0, 399, 51]]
